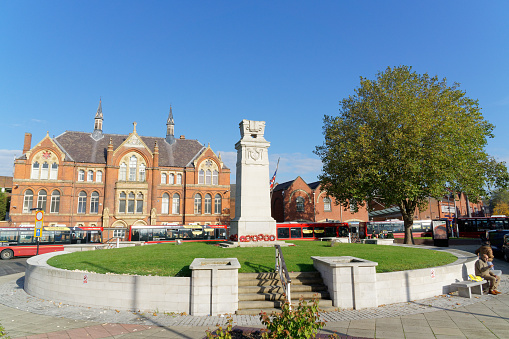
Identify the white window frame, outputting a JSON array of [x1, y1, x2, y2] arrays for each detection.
[[162, 193, 169, 214], [78, 169, 85, 181]]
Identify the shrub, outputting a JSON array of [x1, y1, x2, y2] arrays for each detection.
[[0, 324, 10, 339], [206, 315, 233, 339], [260, 297, 324, 339]]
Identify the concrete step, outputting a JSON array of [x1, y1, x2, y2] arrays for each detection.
[[238, 277, 323, 286], [239, 284, 327, 294], [238, 298, 333, 311], [236, 308, 281, 315], [238, 271, 321, 280], [235, 303, 338, 316], [239, 291, 330, 302]]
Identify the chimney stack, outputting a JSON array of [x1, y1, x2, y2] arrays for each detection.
[[23, 133, 32, 154]]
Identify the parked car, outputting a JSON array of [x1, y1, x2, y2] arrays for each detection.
[[503, 234, 509, 262], [487, 230, 509, 255]]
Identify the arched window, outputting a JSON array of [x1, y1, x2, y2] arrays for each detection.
[[176, 173, 182, 184], [127, 192, 135, 213], [23, 189, 34, 213], [90, 191, 99, 214], [198, 170, 205, 184], [41, 162, 49, 180], [162, 193, 169, 214], [96, 170, 102, 182], [172, 193, 180, 214], [119, 163, 127, 181], [129, 156, 137, 181], [50, 190, 60, 213], [87, 170, 94, 182], [296, 197, 305, 212], [194, 194, 202, 214], [205, 170, 212, 185], [169, 173, 175, 184], [50, 163, 58, 180], [323, 197, 331, 212], [212, 170, 218, 185], [214, 194, 222, 214], [78, 169, 85, 181], [37, 190, 47, 212], [161, 173, 167, 184], [119, 192, 126, 213], [139, 164, 146, 182], [136, 193, 144, 213], [78, 191, 87, 214], [31, 162, 40, 179], [204, 194, 212, 214]]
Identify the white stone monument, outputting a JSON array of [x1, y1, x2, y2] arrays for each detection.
[[230, 120, 277, 246]]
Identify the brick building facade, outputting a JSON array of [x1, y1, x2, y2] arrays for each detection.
[[9, 101, 230, 240], [270, 177, 369, 223], [369, 193, 485, 221]]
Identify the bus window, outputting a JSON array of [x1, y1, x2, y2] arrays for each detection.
[[290, 227, 302, 238], [278, 227, 290, 239], [166, 229, 178, 239], [324, 227, 336, 237], [338, 227, 349, 237], [131, 230, 140, 241], [54, 231, 70, 244], [152, 229, 166, 241], [139, 229, 152, 241], [72, 230, 86, 244], [19, 231, 36, 244], [302, 227, 313, 238], [314, 227, 325, 238], [191, 229, 203, 239], [89, 231, 102, 243], [179, 229, 192, 239], [39, 231, 54, 245], [0, 230, 18, 243]]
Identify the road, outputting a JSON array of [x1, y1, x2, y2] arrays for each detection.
[[0, 257, 27, 276]]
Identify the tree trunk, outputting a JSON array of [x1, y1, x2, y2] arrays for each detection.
[[399, 200, 416, 245]]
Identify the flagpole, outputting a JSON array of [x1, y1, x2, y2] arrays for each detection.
[[270, 158, 280, 200]]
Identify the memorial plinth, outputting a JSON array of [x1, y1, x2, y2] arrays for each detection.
[[230, 120, 277, 247]]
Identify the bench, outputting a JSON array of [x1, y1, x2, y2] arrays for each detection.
[[451, 280, 488, 298]]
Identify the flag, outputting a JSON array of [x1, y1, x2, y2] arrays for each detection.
[[270, 158, 280, 191]]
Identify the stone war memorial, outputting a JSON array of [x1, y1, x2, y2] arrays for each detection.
[[229, 119, 279, 247]]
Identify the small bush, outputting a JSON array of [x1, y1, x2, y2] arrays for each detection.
[[0, 324, 10, 339], [260, 297, 324, 339], [206, 315, 233, 339]]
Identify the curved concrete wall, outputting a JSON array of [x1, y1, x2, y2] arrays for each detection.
[[24, 246, 477, 314], [24, 252, 191, 313], [375, 247, 476, 305]]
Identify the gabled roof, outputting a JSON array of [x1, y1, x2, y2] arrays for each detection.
[[53, 131, 207, 168], [273, 178, 322, 192], [308, 181, 320, 190], [273, 179, 295, 192]]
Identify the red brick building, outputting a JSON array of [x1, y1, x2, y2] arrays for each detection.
[[270, 177, 369, 223], [9, 101, 230, 240], [369, 193, 485, 221]]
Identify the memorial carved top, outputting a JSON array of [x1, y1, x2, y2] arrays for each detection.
[[239, 119, 266, 141]]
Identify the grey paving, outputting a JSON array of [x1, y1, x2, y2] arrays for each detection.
[[0, 244, 508, 338]]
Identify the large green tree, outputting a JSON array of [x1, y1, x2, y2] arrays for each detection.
[[315, 66, 509, 244]]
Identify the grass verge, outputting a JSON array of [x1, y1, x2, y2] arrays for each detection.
[[47, 241, 457, 277]]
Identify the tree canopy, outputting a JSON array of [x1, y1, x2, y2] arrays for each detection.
[[315, 65, 509, 244]]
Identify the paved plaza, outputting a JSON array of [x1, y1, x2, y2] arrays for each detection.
[[0, 245, 508, 338]]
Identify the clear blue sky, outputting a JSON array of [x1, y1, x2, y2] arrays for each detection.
[[1, 1, 508, 185]]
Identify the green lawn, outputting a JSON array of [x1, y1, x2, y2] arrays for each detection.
[[47, 241, 457, 277]]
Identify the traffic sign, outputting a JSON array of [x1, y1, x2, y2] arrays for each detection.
[[34, 210, 44, 238]]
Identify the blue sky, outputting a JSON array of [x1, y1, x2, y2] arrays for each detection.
[[1, 1, 508, 185]]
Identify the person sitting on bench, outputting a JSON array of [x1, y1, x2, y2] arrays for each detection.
[[475, 253, 501, 295]]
